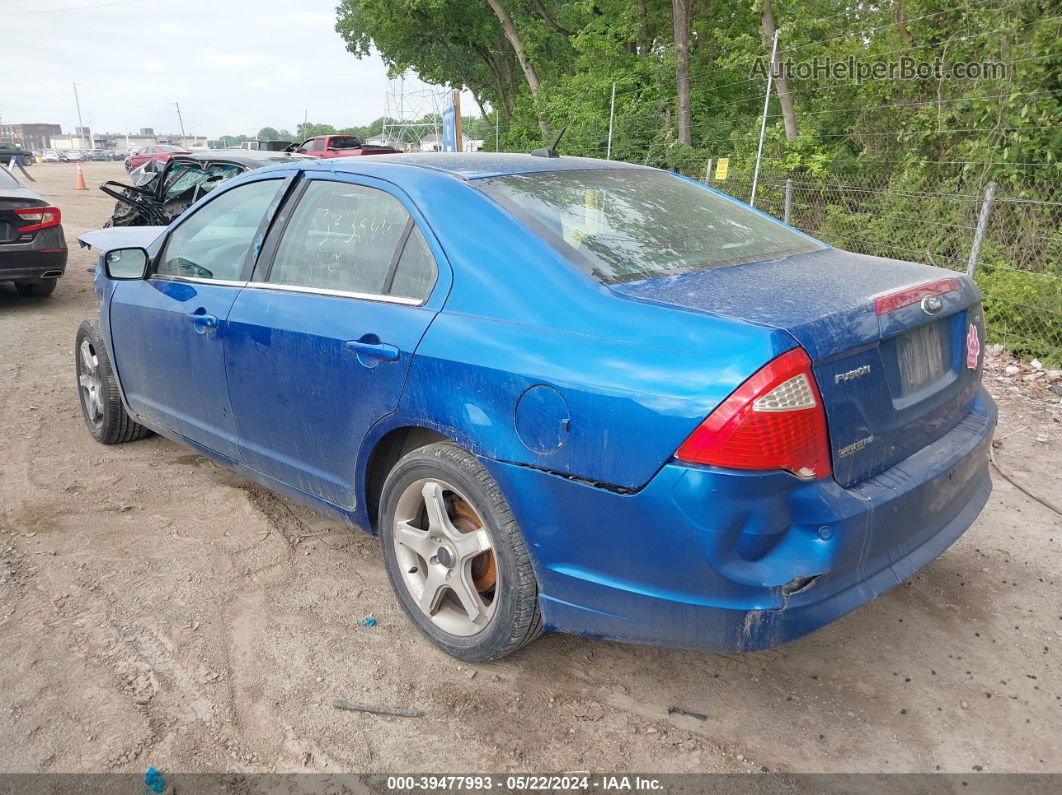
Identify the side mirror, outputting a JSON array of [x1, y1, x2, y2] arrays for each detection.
[[104, 247, 150, 280]]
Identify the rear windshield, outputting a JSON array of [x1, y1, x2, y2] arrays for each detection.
[[0, 169, 19, 189], [479, 169, 823, 284], [329, 136, 362, 150]]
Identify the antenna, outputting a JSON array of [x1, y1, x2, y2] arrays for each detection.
[[531, 86, 590, 158], [531, 125, 567, 159]]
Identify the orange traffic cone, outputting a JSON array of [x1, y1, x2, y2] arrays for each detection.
[[74, 163, 88, 190]]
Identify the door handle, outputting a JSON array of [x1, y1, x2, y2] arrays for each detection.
[[188, 310, 218, 333], [345, 335, 400, 365]]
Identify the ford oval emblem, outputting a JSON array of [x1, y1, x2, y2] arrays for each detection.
[[921, 295, 944, 315]]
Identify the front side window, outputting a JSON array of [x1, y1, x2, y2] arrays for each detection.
[[268, 181, 414, 296], [161, 162, 201, 199], [160, 162, 242, 202], [479, 169, 824, 285], [311, 138, 326, 152], [157, 179, 281, 281]]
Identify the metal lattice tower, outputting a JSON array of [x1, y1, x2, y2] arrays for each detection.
[[381, 72, 445, 152]]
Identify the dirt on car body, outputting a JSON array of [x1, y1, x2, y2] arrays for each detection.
[[0, 163, 1059, 775]]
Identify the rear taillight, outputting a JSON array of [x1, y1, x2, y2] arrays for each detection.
[[675, 347, 832, 480], [14, 205, 61, 233], [875, 278, 959, 315]]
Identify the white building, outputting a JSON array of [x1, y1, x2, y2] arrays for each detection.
[[51, 132, 208, 153], [418, 133, 483, 153], [364, 133, 412, 151]]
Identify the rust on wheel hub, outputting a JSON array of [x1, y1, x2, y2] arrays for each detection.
[[449, 494, 497, 593]]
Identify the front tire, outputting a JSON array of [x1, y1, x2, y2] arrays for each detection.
[[75, 320, 151, 445], [379, 441, 543, 661], [15, 278, 57, 296]]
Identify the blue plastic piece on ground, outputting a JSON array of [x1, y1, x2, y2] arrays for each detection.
[[144, 767, 165, 793], [361, 615, 378, 627]]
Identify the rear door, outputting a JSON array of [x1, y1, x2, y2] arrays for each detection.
[[225, 174, 446, 507], [106, 176, 288, 459]]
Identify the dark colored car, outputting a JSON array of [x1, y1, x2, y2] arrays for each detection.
[[99, 149, 318, 227], [0, 143, 33, 167], [75, 153, 994, 661], [0, 166, 66, 295], [125, 144, 190, 173], [294, 134, 400, 158], [233, 140, 294, 152]]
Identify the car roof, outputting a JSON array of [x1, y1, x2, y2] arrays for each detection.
[[317, 152, 650, 181], [174, 150, 317, 168]]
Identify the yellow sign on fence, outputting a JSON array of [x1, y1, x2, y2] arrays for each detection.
[[714, 157, 730, 180]]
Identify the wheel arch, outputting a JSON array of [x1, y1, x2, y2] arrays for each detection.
[[361, 424, 451, 533]]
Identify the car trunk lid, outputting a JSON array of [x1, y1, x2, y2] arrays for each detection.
[[0, 194, 45, 244], [611, 248, 984, 488]]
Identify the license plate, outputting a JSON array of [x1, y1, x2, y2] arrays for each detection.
[[0, 221, 14, 243], [898, 321, 946, 392]]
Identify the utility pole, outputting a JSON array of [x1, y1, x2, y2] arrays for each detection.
[[72, 82, 85, 150], [453, 90, 463, 152], [174, 102, 186, 137]]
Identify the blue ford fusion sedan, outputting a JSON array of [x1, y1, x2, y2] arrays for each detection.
[[76, 153, 995, 661]]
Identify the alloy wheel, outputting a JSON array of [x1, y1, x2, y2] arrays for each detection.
[[78, 338, 104, 429], [392, 478, 499, 636]]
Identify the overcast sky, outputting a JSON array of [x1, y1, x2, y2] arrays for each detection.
[[0, 0, 471, 138]]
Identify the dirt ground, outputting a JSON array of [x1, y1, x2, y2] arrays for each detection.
[[1, 161, 1060, 775]]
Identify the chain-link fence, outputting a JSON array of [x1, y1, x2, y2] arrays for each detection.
[[693, 167, 1061, 365]]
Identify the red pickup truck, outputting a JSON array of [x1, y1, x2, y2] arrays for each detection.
[[294, 135, 400, 158]]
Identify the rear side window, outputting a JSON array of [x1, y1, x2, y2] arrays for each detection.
[[267, 181, 411, 296], [157, 179, 281, 281], [479, 169, 823, 284], [389, 226, 437, 301]]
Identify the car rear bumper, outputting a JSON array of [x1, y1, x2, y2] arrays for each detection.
[[483, 388, 996, 652], [0, 227, 68, 281]]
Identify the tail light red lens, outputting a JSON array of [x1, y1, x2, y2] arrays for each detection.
[[675, 347, 832, 479], [14, 205, 62, 233], [874, 277, 959, 315]]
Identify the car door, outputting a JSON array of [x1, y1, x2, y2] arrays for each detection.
[[106, 176, 288, 460], [225, 174, 445, 507]]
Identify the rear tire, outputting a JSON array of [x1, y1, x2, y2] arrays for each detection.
[[15, 278, 57, 296], [379, 441, 543, 661], [75, 320, 151, 445]]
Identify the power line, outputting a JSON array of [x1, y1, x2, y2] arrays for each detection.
[[767, 89, 1057, 119]]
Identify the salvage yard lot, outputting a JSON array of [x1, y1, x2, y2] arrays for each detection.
[[1, 161, 1059, 773]]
